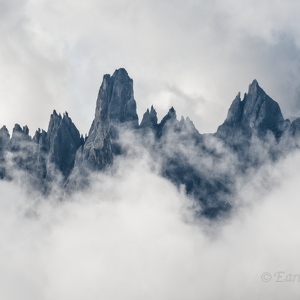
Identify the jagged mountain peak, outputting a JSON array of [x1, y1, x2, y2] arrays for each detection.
[[242, 79, 269, 113], [23, 125, 29, 135], [95, 68, 138, 125], [169, 106, 176, 115], [160, 107, 176, 123], [162, 107, 177, 122], [112, 67, 130, 79], [1, 69, 299, 218], [46, 109, 82, 177], [217, 79, 286, 141], [248, 79, 259, 94], [11, 124, 30, 140], [76, 68, 139, 171], [13, 124, 23, 134], [140, 105, 158, 129], [0, 126, 10, 139], [33, 128, 47, 144]]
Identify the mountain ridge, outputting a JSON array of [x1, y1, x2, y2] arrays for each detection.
[[0, 68, 298, 217]]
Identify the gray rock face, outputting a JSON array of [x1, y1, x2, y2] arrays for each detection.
[[33, 128, 49, 152], [217, 80, 288, 141], [99, 68, 138, 125], [0, 110, 82, 192], [47, 111, 82, 177], [8, 124, 41, 180], [0, 126, 10, 178], [10, 124, 31, 151], [31, 128, 49, 184], [76, 68, 138, 170], [140, 106, 200, 139], [140, 106, 158, 130], [0, 126, 10, 148], [0, 110, 82, 191], [138, 104, 230, 218], [156, 107, 177, 138], [284, 117, 300, 148], [289, 118, 300, 137]]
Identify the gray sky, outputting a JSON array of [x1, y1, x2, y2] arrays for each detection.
[[1, 0, 300, 135], [2, 142, 300, 299]]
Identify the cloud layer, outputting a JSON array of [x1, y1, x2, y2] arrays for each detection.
[[1, 143, 300, 299]]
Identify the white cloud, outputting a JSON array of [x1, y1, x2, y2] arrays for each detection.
[[0, 143, 300, 299], [1, 0, 300, 135]]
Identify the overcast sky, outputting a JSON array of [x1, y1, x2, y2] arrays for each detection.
[[0, 0, 300, 134], [2, 142, 300, 299], [1, 0, 300, 135]]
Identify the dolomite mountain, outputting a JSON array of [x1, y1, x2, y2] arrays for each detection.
[[1, 68, 300, 217]]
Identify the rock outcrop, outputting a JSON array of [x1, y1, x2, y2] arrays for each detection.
[[140, 106, 158, 130], [47, 111, 82, 177], [217, 80, 289, 143], [0, 69, 298, 218], [0, 126, 10, 178], [76, 68, 138, 170]]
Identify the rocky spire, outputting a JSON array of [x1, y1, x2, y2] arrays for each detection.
[[11, 124, 30, 137], [156, 107, 177, 138], [140, 105, 158, 129], [179, 116, 199, 136], [47, 110, 82, 177], [289, 118, 300, 138], [0, 126, 10, 141], [93, 68, 138, 127], [217, 80, 288, 141], [76, 68, 139, 170], [161, 107, 176, 123], [10, 123, 31, 151], [0, 126, 10, 179]]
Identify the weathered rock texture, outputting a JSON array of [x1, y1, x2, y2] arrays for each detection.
[[217, 80, 289, 141], [75, 68, 138, 171]]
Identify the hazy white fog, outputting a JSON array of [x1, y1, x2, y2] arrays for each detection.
[[1, 143, 300, 299]]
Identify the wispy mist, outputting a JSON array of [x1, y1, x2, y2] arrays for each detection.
[[1, 131, 300, 299]]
